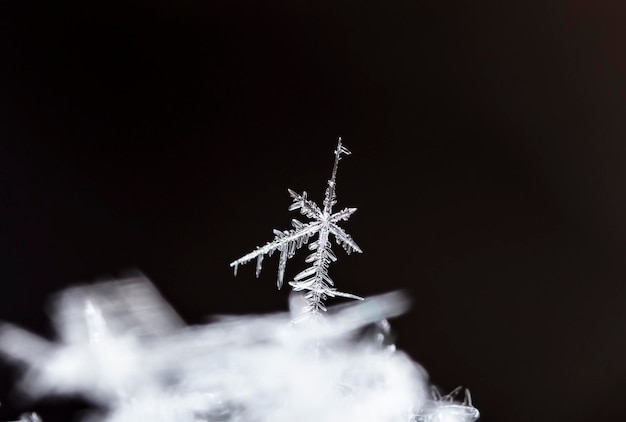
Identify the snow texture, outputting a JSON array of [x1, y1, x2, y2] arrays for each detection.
[[0, 274, 478, 422], [230, 137, 363, 317]]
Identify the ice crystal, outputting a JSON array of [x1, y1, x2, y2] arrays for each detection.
[[230, 137, 362, 316], [414, 387, 480, 422]]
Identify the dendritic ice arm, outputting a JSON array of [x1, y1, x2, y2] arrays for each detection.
[[288, 225, 363, 316], [230, 221, 321, 289], [329, 222, 361, 254], [287, 189, 323, 220]]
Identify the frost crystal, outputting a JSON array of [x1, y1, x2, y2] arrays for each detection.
[[230, 137, 362, 316], [414, 387, 480, 422]]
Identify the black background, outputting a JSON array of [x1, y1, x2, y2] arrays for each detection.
[[1, 1, 626, 421]]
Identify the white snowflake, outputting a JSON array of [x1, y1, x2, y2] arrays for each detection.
[[230, 137, 363, 316]]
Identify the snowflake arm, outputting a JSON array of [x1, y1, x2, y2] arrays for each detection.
[[288, 221, 362, 316], [329, 207, 357, 223], [287, 189, 323, 219], [230, 221, 321, 288], [329, 223, 362, 254]]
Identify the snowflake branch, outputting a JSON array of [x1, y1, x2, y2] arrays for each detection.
[[329, 223, 362, 254], [230, 222, 321, 288]]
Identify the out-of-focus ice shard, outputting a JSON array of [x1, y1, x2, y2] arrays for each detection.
[[0, 273, 184, 405], [4, 412, 43, 422]]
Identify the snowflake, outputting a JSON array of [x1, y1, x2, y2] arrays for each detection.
[[230, 137, 363, 316]]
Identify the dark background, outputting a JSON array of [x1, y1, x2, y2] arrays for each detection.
[[1, 1, 626, 421]]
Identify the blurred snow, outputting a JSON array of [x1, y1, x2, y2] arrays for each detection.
[[0, 274, 478, 422]]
